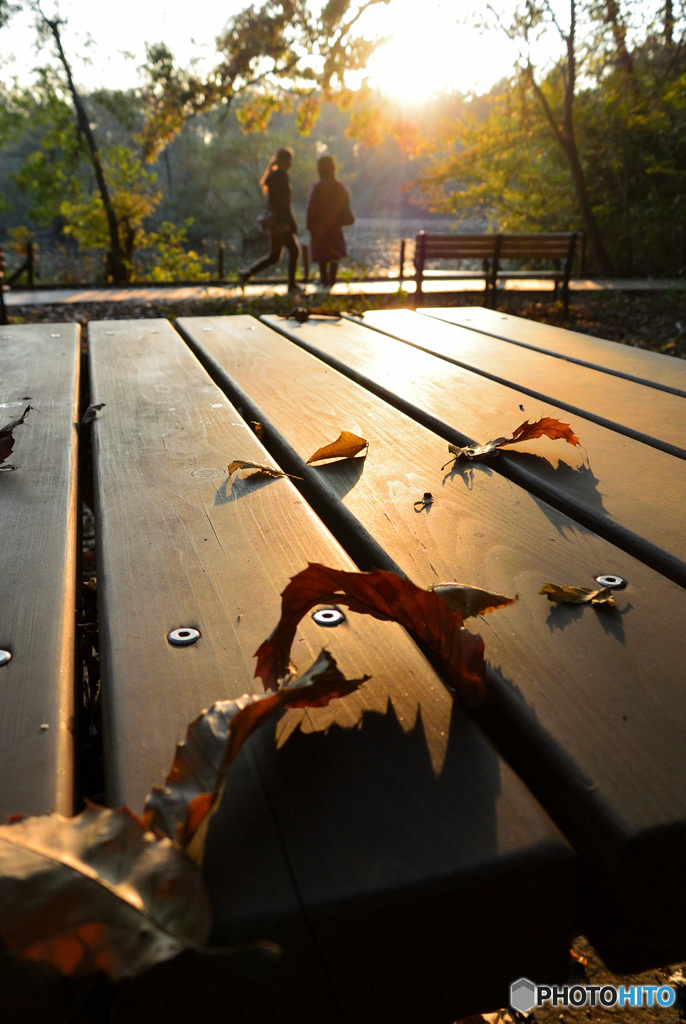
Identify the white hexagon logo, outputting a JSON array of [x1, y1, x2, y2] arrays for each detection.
[[510, 978, 538, 1013]]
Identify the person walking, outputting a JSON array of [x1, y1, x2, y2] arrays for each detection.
[[306, 155, 354, 290], [239, 147, 302, 293]]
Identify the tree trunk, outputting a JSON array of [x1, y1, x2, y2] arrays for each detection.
[[562, 135, 614, 274], [526, 0, 615, 275], [46, 19, 127, 284], [665, 0, 674, 45]]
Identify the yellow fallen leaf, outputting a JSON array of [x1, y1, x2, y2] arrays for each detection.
[[540, 583, 615, 607], [307, 430, 368, 464], [228, 460, 302, 480], [430, 583, 517, 619]]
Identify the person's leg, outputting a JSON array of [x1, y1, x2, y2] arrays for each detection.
[[328, 261, 339, 287], [318, 262, 329, 287], [240, 233, 282, 283], [284, 232, 301, 291]]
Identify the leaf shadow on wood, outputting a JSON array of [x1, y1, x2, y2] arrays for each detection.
[[213, 472, 284, 505], [303, 454, 366, 500], [544, 600, 632, 644], [441, 459, 494, 491], [203, 696, 502, 941], [503, 453, 607, 522]]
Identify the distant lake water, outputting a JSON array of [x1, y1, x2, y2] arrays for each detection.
[[7, 215, 479, 284], [316, 216, 460, 278]]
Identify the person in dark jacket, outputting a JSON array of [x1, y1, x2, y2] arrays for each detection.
[[239, 147, 302, 293], [306, 155, 354, 289]]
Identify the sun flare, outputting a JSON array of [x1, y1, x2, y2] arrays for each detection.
[[357, 7, 518, 106]]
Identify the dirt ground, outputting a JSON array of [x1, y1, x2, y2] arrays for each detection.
[[5, 287, 686, 359], [479, 937, 686, 1024]]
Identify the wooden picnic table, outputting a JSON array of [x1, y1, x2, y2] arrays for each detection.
[[1, 307, 685, 1023]]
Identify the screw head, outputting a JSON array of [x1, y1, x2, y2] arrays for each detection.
[[167, 627, 201, 646], [312, 608, 346, 628], [0, 650, 11, 666], [595, 574, 626, 589]]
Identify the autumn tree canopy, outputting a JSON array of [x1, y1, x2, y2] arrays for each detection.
[[414, 0, 686, 275]]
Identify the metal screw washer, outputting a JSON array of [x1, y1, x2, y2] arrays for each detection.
[[168, 627, 201, 646], [312, 608, 346, 627], [595, 574, 626, 589]]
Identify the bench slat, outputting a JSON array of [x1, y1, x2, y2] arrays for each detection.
[[226, 312, 685, 971], [363, 308, 686, 458], [424, 305, 686, 397], [88, 318, 574, 1022], [0, 323, 79, 817], [266, 313, 686, 585]]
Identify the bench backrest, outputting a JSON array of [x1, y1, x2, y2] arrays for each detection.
[[415, 231, 579, 271], [498, 232, 578, 265], [415, 232, 499, 268]]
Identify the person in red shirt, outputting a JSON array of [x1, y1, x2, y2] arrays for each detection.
[[306, 155, 354, 290]]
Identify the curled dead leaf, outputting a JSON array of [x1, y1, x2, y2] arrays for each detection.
[[80, 403, 105, 429], [0, 805, 210, 980], [540, 583, 616, 607], [0, 404, 31, 467], [430, 583, 517, 619], [307, 430, 368, 464], [144, 650, 368, 861], [281, 307, 343, 323], [228, 459, 302, 480], [443, 416, 580, 467], [254, 563, 487, 707]]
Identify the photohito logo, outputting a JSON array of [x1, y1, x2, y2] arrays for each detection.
[[510, 978, 676, 1012]]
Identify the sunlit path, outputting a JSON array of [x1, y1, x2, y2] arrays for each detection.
[[4, 277, 684, 308]]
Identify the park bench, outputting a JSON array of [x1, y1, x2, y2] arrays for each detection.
[[1, 306, 685, 1022], [414, 231, 580, 314]]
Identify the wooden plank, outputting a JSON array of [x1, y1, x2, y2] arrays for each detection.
[[181, 312, 686, 972], [363, 308, 686, 458], [89, 318, 574, 1022], [262, 311, 686, 588], [424, 305, 686, 397], [0, 323, 79, 817]]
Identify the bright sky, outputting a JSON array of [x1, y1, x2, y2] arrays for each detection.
[[1, 0, 522, 104]]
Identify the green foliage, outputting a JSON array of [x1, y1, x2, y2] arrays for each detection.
[[142, 220, 213, 281], [137, 0, 391, 159], [415, 2, 686, 276], [58, 145, 161, 272]]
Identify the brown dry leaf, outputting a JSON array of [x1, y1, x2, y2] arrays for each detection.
[[281, 307, 342, 323], [228, 459, 301, 480], [144, 650, 368, 861], [540, 583, 616, 607], [250, 421, 264, 439], [503, 417, 580, 448], [0, 404, 31, 467], [0, 804, 210, 980], [80, 403, 105, 429], [430, 583, 517, 619], [254, 563, 487, 707], [444, 416, 580, 465], [307, 430, 368, 464]]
